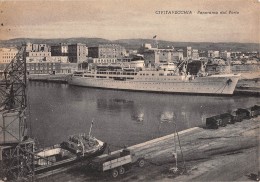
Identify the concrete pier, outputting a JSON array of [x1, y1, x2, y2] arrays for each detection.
[[37, 116, 259, 181], [28, 74, 71, 83]]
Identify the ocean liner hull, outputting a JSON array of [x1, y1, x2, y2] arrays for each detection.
[[69, 74, 240, 95]]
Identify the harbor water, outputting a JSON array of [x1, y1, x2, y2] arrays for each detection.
[[28, 82, 260, 151]]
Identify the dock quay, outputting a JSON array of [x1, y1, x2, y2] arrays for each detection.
[[26, 73, 260, 96], [28, 74, 71, 83], [234, 87, 260, 96], [37, 116, 259, 181], [234, 77, 260, 96]]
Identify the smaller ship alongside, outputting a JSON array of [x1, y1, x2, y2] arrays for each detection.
[[34, 145, 67, 166], [60, 120, 106, 157], [34, 135, 106, 167], [34, 122, 106, 170], [60, 133, 106, 156]]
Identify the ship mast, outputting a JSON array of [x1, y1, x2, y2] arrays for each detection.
[[88, 119, 94, 138]]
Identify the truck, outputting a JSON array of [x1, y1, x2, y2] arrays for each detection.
[[89, 148, 146, 178]]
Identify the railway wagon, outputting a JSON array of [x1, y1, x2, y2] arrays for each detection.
[[250, 105, 260, 117]]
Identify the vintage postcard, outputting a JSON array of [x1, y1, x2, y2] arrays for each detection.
[[0, 0, 259, 181]]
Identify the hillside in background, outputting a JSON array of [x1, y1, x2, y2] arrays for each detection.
[[0, 38, 112, 48], [0, 38, 259, 52]]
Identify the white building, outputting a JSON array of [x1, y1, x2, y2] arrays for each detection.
[[26, 43, 50, 52], [87, 58, 117, 64], [0, 47, 19, 64], [212, 58, 226, 65], [50, 56, 69, 63], [208, 50, 220, 58], [192, 49, 199, 60], [220, 51, 231, 59]]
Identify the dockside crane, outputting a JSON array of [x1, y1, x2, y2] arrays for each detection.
[[0, 44, 35, 181]]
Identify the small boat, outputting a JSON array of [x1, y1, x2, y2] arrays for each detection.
[[34, 145, 68, 166], [60, 133, 106, 156], [60, 120, 106, 157]]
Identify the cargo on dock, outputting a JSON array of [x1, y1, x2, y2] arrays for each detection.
[[206, 114, 229, 129], [249, 105, 260, 117], [233, 108, 251, 122], [206, 107, 254, 129], [90, 148, 146, 178], [220, 113, 233, 124]]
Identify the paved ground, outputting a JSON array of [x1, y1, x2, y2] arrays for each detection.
[[38, 116, 259, 182]]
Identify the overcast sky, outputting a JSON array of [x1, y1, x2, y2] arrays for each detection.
[[0, 0, 259, 43]]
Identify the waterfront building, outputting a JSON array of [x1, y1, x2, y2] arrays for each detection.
[[51, 43, 69, 56], [220, 51, 231, 60], [185, 47, 192, 59], [143, 43, 152, 49], [239, 54, 249, 59], [67, 43, 87, 63], [87, 57, 117, 64], [26, 52, 51, 57], [142, 49, 159, 65], [26, 43, 50, 52], [26, 51, 52, 62], [199, 50, 208, 58], [231, 60, 242, 65], [51, 43, 87, 63], [127, 50, 138, 56], [210, 58, 226, 65], [192, 49, 199, 60], [0, 47, 19, 64], [26, 62, 60, 74], [88, 44, 126, 59], [0, 47, 18, 78], [172, 48, 184, 61], [26, 43, 52, 62], [245, 51, 259, 59], [208, 50, 220, 58], [208, 50, 214, 58], [60, 63, 78, 73], [158, 50, 172, 62], [26, 62, 74, 74], [24, 43, 77, 74], [50, 56, 69, 63], [214, 51, 219, 58], [244, 59, 258, 64], [139, 44, 183, 66], [174, 47, 192, 59], [231, 52, 243, 59]]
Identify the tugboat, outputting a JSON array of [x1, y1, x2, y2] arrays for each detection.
[[60, 133, 106, 157], [60, 120, 106, 157]]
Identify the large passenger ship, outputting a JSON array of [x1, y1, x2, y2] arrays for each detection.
[[69, 58, 240, 95]]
